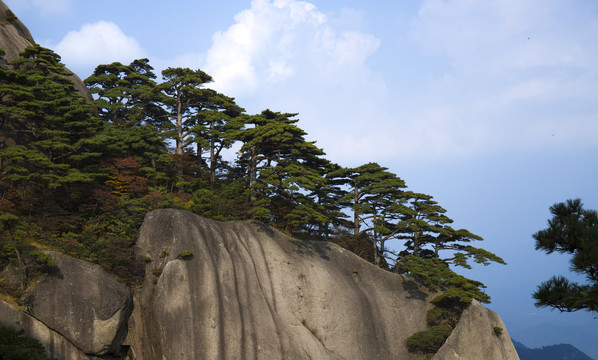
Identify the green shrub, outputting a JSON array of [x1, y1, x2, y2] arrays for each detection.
[[177, 251, 193, 260], [493, 326, 503, 336], [152, 267, 162, 276], [143, 256, 152, 263], [28, 251, 56, 267], [159, 249, 169, 258], [0, 325, 56, 359], [406, 325, 452, 355], [5, 9, 17, 22]]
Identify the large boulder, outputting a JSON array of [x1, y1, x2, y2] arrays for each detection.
[[128, 210, 427, 359], [433, 300, 520, 360], [0, 300, 90, 360], [23, 251, 132, 357]]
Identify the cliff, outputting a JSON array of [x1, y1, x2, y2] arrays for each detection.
[[0, 209, 520, 359], [0, 1, 520, 357]]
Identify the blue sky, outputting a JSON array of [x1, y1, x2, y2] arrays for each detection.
[[5, 0, 598, 356]]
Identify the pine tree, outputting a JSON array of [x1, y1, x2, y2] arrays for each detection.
[[1, 46, 104, 189], [329, 163, 406, 266], [155, 67, 213, 155], [190, 89, 244, 183], [233, 110, 328, 233], [85, 59, 170, 186], [533, 199, 598, 313]]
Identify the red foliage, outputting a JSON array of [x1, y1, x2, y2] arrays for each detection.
[[102, 157, 149, 196]]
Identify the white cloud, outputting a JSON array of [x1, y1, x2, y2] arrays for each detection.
[[54, 21, 146, 71], [203, 0, 380, 96], [199, 0, 386, 164]]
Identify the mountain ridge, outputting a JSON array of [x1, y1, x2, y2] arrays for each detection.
[[513, 339, 594, 360]]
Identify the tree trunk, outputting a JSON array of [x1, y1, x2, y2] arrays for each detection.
[[353, 184, 359, 237], [175, 91, 184, 155], [8, 229, 25, 289], [210, 121, 216, 184], [249, 147, 257, 203], [413, 231, 420, 258]]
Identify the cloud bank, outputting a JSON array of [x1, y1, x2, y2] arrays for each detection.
[[200, 0, 387, 163], [54, 21, 146, 77], [40, 0, 598, 165], [203, 0, 380, 95], [200, 0, 598, 165]]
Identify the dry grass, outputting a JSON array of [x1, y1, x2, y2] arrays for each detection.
[[0, 291, 22, 311]]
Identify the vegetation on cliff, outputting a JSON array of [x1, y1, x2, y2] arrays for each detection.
[[0, 45, 506, 357]]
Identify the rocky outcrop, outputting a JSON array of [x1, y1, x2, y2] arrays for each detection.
[[23, 251, 133, 356], [0, 0, 92, 149], [433, 300, 520, 359], [0, 209, 520, 360], [0, 251, 132, 359], [0, 0, 91, 100], [124, 209, 494, 359], [0, 0, 34, 64], [0, 300, 90, 360], [127, 209, 520, 360]]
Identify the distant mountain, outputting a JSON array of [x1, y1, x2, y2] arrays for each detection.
[[513, 339, 594, 360]]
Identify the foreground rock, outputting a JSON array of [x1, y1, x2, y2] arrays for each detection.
[[126, 209, 518, 360], [23, 251, 133, 356], [433, 300, 519, 360], [0, 300, 90, 360], [0, 251, 132, 359], [0, 209, 519, 360]]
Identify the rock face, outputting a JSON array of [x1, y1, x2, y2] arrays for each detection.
[[0, 251, 133, 359], [0, 209, 520, 360], [0, 300, 90, 360], [0, 0, 34, 63], [125, 209, 518, 360], [23, 251, 133, 356], [433, 300, 520, 360], [0, 0, 91, 100], [128, 210, 430, 359]]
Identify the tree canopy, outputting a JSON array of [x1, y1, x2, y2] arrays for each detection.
[[0, 49, 504, 310], [533, 199, 598, 313], [0, 48, 508, 359]]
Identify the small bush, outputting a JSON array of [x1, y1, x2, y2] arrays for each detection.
[[5, 9, 17, 22], [159, 249, 169, 258], [177, 251, 193, 260], [29, 251, 56, 267], [406, 325, 452, 355], [152, 267, 162, 276], [143, 256, 152, 263], [0, 325, 56, 359], [493, 326, 503, 336]]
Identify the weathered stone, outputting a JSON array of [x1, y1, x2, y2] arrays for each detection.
[[128, 209, 432, 359], [0, 0, 35, 63], [0, 0, 92, 100], [433, 300, 520, 360], [24, 251, 132, 356], [0, 300, 91, 360]]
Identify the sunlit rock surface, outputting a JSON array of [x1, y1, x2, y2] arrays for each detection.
[[433, 300, 520, 360], [128, 209, 432, 360]]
